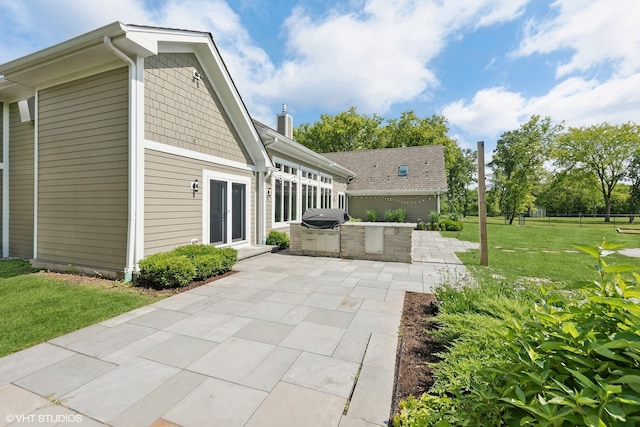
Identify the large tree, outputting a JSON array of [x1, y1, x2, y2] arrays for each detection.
[[553, 122, 639, 222], [490, 115, 563, 224], [293, 106, 383, 152]]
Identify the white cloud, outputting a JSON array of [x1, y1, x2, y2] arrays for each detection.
[[443, 88, 526, 137], [516, 0, 640, 77], [443, 72, 640, 140], [253, 0, 529, 116]]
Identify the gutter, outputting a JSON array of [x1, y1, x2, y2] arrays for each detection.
[[103, 35, 137, 282]]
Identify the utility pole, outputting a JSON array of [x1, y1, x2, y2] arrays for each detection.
[[477, 141, 489, 266]]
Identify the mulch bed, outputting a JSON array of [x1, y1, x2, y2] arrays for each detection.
[[391, 291, 444, 417]]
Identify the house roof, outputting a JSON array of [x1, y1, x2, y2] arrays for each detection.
[[253, 119, 355, 178], [0, 22, 272, 170], [322, 146, 447, 195]]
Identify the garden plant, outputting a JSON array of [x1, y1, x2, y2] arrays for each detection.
[[394, 239, 640, 426]]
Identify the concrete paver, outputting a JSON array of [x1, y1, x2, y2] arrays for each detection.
[[0, 231, 475, 426]]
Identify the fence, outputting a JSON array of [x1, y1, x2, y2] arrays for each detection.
[[509, 214, 638, 227]]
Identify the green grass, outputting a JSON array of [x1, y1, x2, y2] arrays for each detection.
[[442, 216, 640, 285], [0, 260, 162, 357]]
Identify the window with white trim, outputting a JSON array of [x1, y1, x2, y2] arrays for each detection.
[[272, 158, 334, 225]]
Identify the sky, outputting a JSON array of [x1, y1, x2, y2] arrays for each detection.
[[1, 0, 639, 154]]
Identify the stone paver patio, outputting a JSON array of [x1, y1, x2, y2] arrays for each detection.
[[0, 231, 477, 427]]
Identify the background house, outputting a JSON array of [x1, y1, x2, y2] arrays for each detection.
[[323, 146, 447, 222]]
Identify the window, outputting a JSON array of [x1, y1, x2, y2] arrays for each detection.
[[272, 159, 335, 225], [398, 165, 408, 176]]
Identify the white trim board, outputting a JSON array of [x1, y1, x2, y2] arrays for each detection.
[[144, 140, 257, 172]]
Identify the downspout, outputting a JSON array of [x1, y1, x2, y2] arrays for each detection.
[[103, 36, 137, 281], [33, 91, 38, 260], [2, 102, 8, 258]]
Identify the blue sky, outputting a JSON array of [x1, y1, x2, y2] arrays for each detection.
[[1, 0, 639, 154]]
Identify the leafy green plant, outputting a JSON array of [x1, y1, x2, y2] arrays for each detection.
[[468, 240, 640, 426], [266, 230, 290, 249], [439, 218, 463, 231], [385, 208, 407, 222], [366, 209, 378, 222], [428, 211, 440, 230], [395, 240, 640, 426], [348, 216, 362, 222]]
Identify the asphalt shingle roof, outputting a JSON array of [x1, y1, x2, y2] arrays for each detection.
[[323, 146, 447, 194]]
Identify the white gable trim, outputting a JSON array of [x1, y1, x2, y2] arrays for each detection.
[[144, 140, 257, 172]]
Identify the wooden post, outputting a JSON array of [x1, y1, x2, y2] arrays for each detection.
[[477, 141, 489, 266]]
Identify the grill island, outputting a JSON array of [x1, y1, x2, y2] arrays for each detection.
[[301, 209, 350, 229]]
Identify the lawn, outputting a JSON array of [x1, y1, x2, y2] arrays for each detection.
[[442, 216, 640, 285], [0, 260, 162, 357]]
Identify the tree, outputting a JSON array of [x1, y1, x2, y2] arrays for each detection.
[[446, 148, 477, 215], [627, 149, 640, 223], [536, 170, 602, 215], [553, 122, 639, 222], [490, 115, 563, 224], [293, 106, 383, 152]]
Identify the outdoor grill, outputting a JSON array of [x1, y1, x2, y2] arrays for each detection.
[[301, 208, 350, 229]]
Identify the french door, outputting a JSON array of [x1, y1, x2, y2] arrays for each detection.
[[206, 173, 249, 246]]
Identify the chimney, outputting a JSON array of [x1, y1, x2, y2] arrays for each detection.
[[276, 103, 293, 139]]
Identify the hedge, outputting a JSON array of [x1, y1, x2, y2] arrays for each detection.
[[137, 244, 237, 288]]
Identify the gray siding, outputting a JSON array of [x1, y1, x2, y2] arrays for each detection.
[[8, 102, 34, 259], [347, 195, 437, 223], [144, 53, 253, 164], [144, 149, 255, 256], [37, 67, 129, 270]]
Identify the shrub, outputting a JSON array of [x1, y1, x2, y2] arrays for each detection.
[[138, 244, 237, 288], [416, 221, 426, 230], [366, 209, 378, 222], [349, 217, 362, 222], [439, 218, 464, 231], [266, 230, 290, 249], [428, 211, 440, 230], [138, 253, 196, 289], [384, 208, 407, 222]]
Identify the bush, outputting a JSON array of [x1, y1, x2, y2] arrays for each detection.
[[266, 230, 290, 249], [439, 218, 464, 231], [349, 217, 362, 222], [366, 209, 378, 222], [384, 208, 407, 222], [138, 253, 196, 289], [138, 244, 238, 288]]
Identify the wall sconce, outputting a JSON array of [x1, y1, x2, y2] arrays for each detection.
[[193, 69, 202, 81], [191, 179, 199, 192], [266, 187, 272, 197]]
